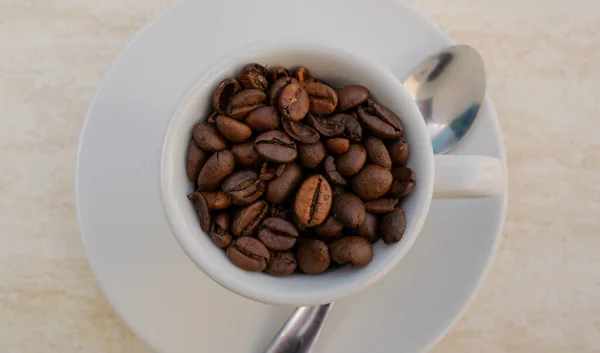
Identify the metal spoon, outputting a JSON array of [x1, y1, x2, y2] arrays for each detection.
[[263, 44, 486, 353]]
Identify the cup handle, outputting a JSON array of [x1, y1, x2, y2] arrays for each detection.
[[433, 155, 504, 198]]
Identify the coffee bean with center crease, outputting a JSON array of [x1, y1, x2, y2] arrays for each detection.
[[304, 82, 338, 115], [323, 155, 348, 186], [187, 140, 209, 182], [197, 150, 235, 191], [268, 77, 296, 106], [258, 217, 299, 251], [294, 175, 332, 227], [357, 99, 403, 139], [294, 66, 316, 84], [244, 106, 280, 132], [282, 119, 320, 144], [297, 239, 330, 274], [193, 123, 228, 152], [222, 169, 265, 206], [187, 192, 211, 232], [209, 213, 232, 248], [278, 81, 310, 121], [213, 78, 241, 115], [231, 200, 269, 237], [380, 207, 406, 244], [254, 130, 297, 163], [388, 167, 416, 197], [336, 144, 367, 176], [329, 236, 373, 267], [265, 162, 303, 204], [305, 113, 345, 137], [313, 215, 344, 240], [265, 251, 297, 276], [231, 139, 261, 168], [353, 213, 379, 242], [259, 161, 286, 181], [352, 164, 393, 201], [298, 141, 327, 168], [238, 63, 269, 91], [386, 137, 410, 166], [268, 67, 292, 83], [325, 138, 350, 155], [364, 136, 392, 170], [328, 113, 363, 142], [201, 191, 233, 210], [228, 89, 266, 120], [215, 115, 252, 143], [227, 237, 270, 272], [332, 193, 366, 228], [336, 85, 370, 112], [364, 198, 399, 214]]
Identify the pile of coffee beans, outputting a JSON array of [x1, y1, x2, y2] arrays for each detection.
[[186, 64, 415, 276]]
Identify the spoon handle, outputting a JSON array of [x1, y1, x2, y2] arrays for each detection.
[[263, 303, 334, 353]]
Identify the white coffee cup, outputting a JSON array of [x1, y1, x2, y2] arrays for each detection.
[[161, 41, 503, 306]]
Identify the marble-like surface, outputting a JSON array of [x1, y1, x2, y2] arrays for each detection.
[[1, 0, 599, 352]]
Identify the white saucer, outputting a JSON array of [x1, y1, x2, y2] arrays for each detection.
[[76, 0, 507, 352]]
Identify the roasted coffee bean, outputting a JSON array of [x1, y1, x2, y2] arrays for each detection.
[[265, 251, 297, 276], [364, 136, 392, 170], [201, 191, 232, 210], [336, 144, 367, 176], [282, 119, 320, 143], [193, 123, 228, 152], [227, 237, 270, 272], [231, 200, 269, 237], [228, 89, 266, 120], [352, 164, 393, 201], [364, 198, 399, 214], [386, 137, 410, 166], [265, 162, 303, 204], [268, 77, 296, 106], [213, 78, 241, 115], [331, 193, 366, 229], [313, 215, 344, 240], [325, 138, 350, 155], [329, 236, 373, 267], [353, 213, 379, 242], [215, 115, 252, 143], [388, 167, 416, 197], [380, 207, 406, 244], [254, 130, 297, 163], [187, 140, 209, 182], [222, 169, 265, 206], [323, 155, 348, 186], [336, 85, 369, 111], [197, 150, 235, 191], [294, 175, 332, 227], [297, 239, 330, 274], [304, 82, 338, 115], [270, 205, 292, 220], [328, 113, 362, 142], [269, 67, 292, 83], [278, 81, 310, 121], [239, 63, 269, 91], [244, 106, 280, 132], [231, 139, 261, 168], [258, 217, 299, 251], [209, 213, 232, 248], [259, 161, 286, 181], [305, 113, 345, 137], [294, 66, 315, 84], [298, 141, 327, 168], [357, 99, 403, 139], [187, 192, 211, 232]]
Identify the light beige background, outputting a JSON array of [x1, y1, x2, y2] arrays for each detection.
[[1, 0, 599, 352]]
